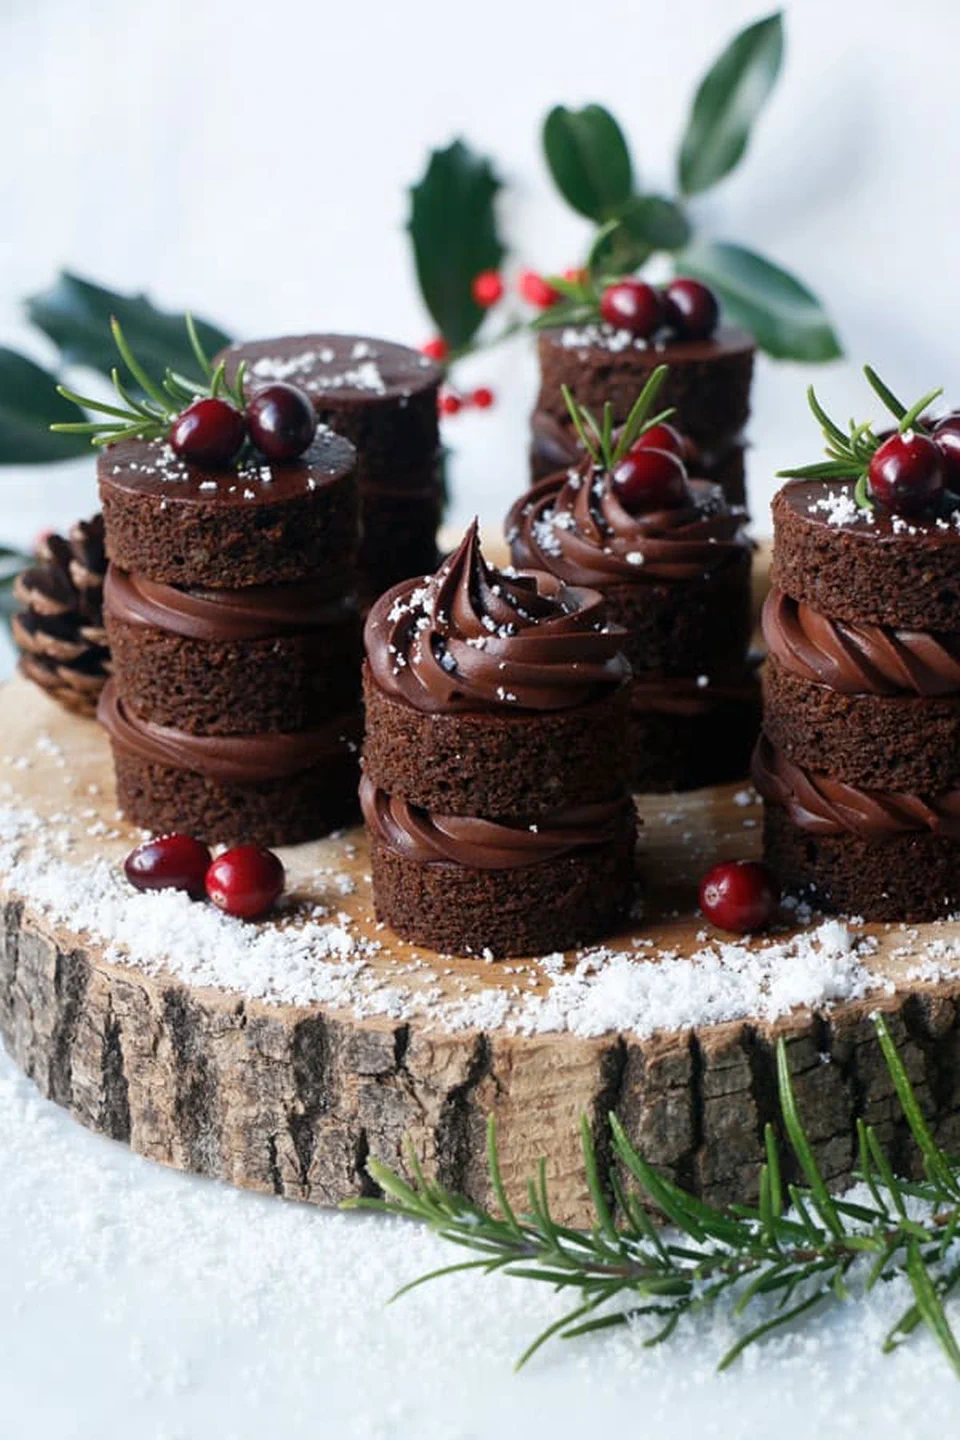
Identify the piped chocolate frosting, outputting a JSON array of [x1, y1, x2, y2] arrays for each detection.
[[752, 734, 960, 839], [360, 775, 632, 869], [364, 520, 629, 714], [506, 469, 748, 586], [763, 587, 960, 697]]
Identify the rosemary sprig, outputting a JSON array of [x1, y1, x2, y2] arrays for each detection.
[[50, 314, 247, 448], [777, 365, 944, 510], [348, 1016, 960, 1376], [561, 365, 675, 472]]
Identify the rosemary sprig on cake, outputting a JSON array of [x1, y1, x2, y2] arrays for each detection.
[[51, 315, 319, 467], [778, 366, 959, 516], [561, 363, 675, 471], [349, 1016, 960, 1377]]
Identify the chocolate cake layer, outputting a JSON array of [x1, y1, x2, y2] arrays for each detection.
[[763, 803, 960, 923], [98, 432, 359, 589], [358, 479, 442, 597], [629, 676, 760, 792], [105, 569, 361, 736], [364, 800, 636, 957], [218, 334, 442, 480], [363, 667, 630, 819], [535, 324, 755, 447], [771, 481, 960, 630], [604, 568, 752, 676], [529, 412, 747, 506]]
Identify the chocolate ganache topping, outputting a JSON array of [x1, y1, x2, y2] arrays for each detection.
[[763, 587, 960, 697], [506, 468, 747, 586], [364, 519, 629, 714], [105, 568, 358, 643], [360, 775, 632, 869], [752, 734, 960, 839], [98, 681, 359, 783]]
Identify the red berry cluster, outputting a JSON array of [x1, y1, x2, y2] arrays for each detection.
[[612, 420, 692, 515], [600, 277, 719, 342], [868, 415, 960, 516], [170, 382, 317, 470], [439, 386, 496, 417], [124, 834, 285, 919]]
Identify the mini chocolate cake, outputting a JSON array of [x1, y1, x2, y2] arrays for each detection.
[[507, 466, 758, 792], [755, 477, 960, 920], [361, 521, 636, 957], [217, 334, 443, 598], [98, 433, 363, 846], [532, 324, 754, 505]]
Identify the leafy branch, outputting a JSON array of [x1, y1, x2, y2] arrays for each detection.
[[561, 365, 674, 471], [348, 1016, 960, 1377], [778, 365, 944, 509], [51, 314, 246, 448]]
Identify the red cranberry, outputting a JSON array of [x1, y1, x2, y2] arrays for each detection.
[[600, 280, 663, 338], [471, 270, 504, 307], [699, 860, 779, 934], [662, 278, 720, 340], [169, 398, 246, 467], [933, 414, 960, 490], [206, 845, 285, 920], [471, 386, 495, 409], [439, 392, 462, 416], [245, 383, 317, 461], [868, 430, 945, 514], [612, 448, 690, 513], [518, 270, 559, 309], [421, 337, 449, 362], [627, 421, 686, 458], [124, 834, 212, 900]]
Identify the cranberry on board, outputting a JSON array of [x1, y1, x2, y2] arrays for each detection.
[[662, 278, 720, 341], [699, 860, 779, 934], [867, 431, 945, 514], [599, 280, 663, 338], [169, 398, 246, 467], [205, 845, 285, 920], [612, 448, 689, 513], [245, 383, 317, 461], [124, 834, 212, 900]]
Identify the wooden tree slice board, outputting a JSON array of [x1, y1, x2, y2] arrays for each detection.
[[3, 652, 960, 1226]]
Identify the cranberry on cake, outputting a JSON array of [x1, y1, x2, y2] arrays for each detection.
[[217, 334, 443, 598], [530, 276, 753, 505], [361, 520, 635, 957], [755, 368, 960, 920], [508, 370, 757, 792]]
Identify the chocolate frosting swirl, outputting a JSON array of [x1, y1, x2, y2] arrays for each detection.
[[751, 735, 960, 839], [360, 775, 632, 869], [763, 587, 960, 697], [105, 568, 359, 643], [364, 520, 630, 714], [98, 681, 359, 783], [506, 468, 748, 586]]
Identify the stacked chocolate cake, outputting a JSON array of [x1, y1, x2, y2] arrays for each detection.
[[755, 479, 960, 920], [531, 325, 755, 505], [97, 432, 363, 846], [218, 335, 443, 599], [360, 522, 636, 956]]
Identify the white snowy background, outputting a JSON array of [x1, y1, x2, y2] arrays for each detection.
[[2, 0, 960, 1435]]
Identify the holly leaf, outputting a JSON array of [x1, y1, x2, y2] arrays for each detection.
[[617, 195, 691, 253], [543, 105, 634, 221], [26, 272, 232, 381], [677, 240, 842, 362], [0, 349, 91, 463], [408, 141, 505, 350], [677, 11, 784, 197]]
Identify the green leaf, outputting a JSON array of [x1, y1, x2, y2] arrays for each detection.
[[408, 140, 505, 351], [0, 348, 91, 463], [542, 105, 633, 221], [676, 240, 842, 362], [26, 272, 232, 383], [678, 11, 785, 196], [616, 194, 691, 253]]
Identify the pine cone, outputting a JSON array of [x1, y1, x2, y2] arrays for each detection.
[[12, 515, 110, 716]]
